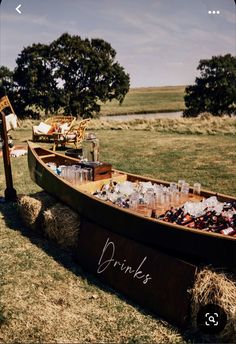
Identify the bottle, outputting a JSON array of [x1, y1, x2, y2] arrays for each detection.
[[82, 134, 100, 162]]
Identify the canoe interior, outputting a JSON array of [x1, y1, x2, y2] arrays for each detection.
[[33, 145, 236, 203]]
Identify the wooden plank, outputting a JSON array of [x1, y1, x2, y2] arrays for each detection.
[[40, 154, 56, 159], [76, 219, 197, 327]]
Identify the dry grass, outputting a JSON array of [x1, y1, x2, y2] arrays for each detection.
[[88, 115, 236, 135], [43, 204, 80, 249], [191, 269, 236, 343], [0, 204, 183, 343], [15, 112, 236, 136]]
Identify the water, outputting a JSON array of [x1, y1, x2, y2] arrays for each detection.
[[102, 111, 182, 122]]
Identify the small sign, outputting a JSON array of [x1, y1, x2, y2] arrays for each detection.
[[76, 219, 197, 326]]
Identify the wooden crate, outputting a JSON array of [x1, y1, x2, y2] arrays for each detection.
[[79, 161, 112, 181]]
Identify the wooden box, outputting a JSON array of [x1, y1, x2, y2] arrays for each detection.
[[79, 161, 112, 181]]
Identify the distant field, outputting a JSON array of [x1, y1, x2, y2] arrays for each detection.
[[100, 85, 186, 116]]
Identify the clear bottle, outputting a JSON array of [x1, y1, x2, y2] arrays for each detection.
[[82, 136, 100, 162]]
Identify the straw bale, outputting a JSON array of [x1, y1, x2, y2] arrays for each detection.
[[191, 268, 236, 343], [17, 192, 56, 231], [18, 195, 43, 230], [43, 204, 80, 249]]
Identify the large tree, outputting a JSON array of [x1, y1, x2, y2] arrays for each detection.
[[11, 33, 130, 118], [50, 33, 130, 117], [184, 54, 236, 117]]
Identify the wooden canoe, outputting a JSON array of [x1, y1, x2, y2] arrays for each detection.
[[28, 142, 236, 268]]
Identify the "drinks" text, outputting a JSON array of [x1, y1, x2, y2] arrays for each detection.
[[97, 238, 152, 285]]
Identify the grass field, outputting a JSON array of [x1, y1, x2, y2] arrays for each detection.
[[100, 86, 185, 115], [0, 118, 235, 342]]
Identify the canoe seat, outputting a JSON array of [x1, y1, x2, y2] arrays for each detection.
[[40, 154, 56, 159]]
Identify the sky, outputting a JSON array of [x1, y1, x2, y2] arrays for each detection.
[[0, 0, 235, 87]]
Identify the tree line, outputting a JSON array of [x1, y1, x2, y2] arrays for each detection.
[[0, 32, 235, 118]]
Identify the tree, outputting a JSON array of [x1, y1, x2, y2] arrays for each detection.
[[0, 66, 14, 97], [11, 33, 130, 118], [14, 43, 61, 117], [184, 54, 236, 117], [50, 33, 130, 118], [0, 66, 26, 117]]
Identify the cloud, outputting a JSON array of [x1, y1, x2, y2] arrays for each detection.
[[1, 12, 76, 33]]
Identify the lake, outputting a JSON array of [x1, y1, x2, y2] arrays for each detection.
[[102, 111, 183, 122]]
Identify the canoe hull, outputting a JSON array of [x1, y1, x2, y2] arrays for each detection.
[[28, 144, 236, 268]]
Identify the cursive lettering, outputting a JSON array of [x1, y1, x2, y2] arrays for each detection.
[[97, 238, 152, 285], [97, 238, 115, 273]]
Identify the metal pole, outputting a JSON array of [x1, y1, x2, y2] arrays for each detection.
[[0, 111, 17, 201]]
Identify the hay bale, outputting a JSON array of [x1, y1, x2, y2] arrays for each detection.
[[18, 192, 56, 231], [43, 204, 80, 249], [191, 268, 236, 343], [18, 195, 43, 230]]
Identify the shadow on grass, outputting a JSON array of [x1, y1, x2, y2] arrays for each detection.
[[0, 198, 205, 343]]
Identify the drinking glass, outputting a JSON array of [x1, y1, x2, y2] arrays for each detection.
[[57, 165, 66, 176], [60, 166, 69, 180], [75, 168, 83, 185], [156, 193, 166, 214], [181, 182, 190, 202], [67, 166, 76, 184], [174, 191, 180, 207], [82, 169, 89, 183], [129, 192, 139, 211], [169, 182, 177, 193], [193, 182, 201, 196], [163, 192, 170, 211], [178, 179, 185, 192], [144, 188, 155, 209]]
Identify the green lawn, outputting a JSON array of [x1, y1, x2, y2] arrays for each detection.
[[100, 85, 185, 115]]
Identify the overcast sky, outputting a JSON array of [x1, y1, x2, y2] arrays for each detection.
[[0, 0, 235, 87]]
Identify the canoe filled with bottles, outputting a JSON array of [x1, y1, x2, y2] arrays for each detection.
[[28, 142, 236, 267]]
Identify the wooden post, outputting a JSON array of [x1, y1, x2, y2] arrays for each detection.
[[0, 111, 17, 201]]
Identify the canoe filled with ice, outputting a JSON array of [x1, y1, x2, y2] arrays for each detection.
[[28, 143, 236, 268]]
